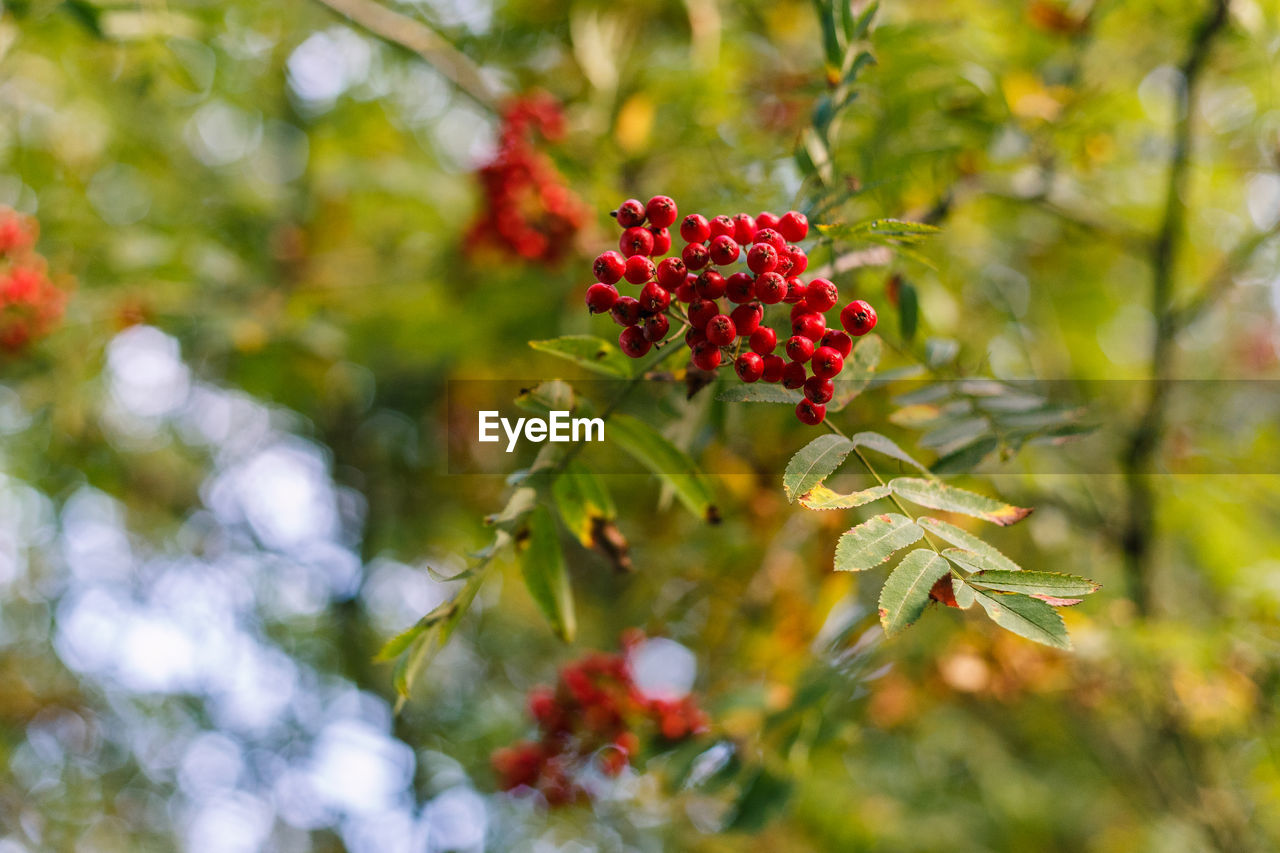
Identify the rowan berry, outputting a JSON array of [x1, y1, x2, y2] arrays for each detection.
[[705, 314, 737, 346], [594, 251, 626, 284], [783, 277, 808, 304], [694, 270, 726, 300], [709, 215, 735, 239], [803, 375, 834, 404], [732, 213, 757, 244], [735, 352, 764, 382], [646, 195, 678, 228], [755, 272, 787, 304], [685, 327, 707, 348], [811, 345, 844, 379], [708, 235, 739, 266], [753, 228, 787, 253], [656, 257, 686, 290], [681, 242, 710, 271], [624, 254, 656, 284], [781, 360, 807, 389], [792, 312, 826, 341], [674, 275, 697, 303], [749, 326, 777, 355], [778, 210, 809, 242], [639, 281, 671, 313], [840, 299, 878, 336], [688, 298, 719, 329], [615, 198, 647, 228], [725, 272, 755, 303], [805, 278, 839, 312], [762, 354, 786, 383], [785, 335, 815, 363], [795, 398, 826, 425], [774, 252, 795, 278], [648, 226, 671, 256], [730, 302, 763, 336], [680, 213, 711, 244], [620, 226, 654, 257], [756, 211, 780, 231], [619, 325, 651, 357], [691, 341, 722, 371], [784, 245, 808, 275], [611, 296, 641, 327], [586, 282, 619, 313], [642, 313, 670, 342], [746, 242, 778, 274], [821, 329, 853, 358]]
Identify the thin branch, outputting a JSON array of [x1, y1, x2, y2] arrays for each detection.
[[1169, 223, 1280, 333], [310, 0, 502, 112]]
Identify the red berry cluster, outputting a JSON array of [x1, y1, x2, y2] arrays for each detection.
[[490, 630, 709, 806], [464, 93, 589, 264], [0, 208, 67, 353], [586, 197, 877, 425]]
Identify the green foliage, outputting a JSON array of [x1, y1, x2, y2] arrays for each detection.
[[517, 505, 576, 642], [529, 335, 636, 378], [878, 549, 951, 635], [834, 513, 923, 572], [608, 413, 720, 523]]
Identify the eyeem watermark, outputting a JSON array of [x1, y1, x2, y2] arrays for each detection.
[[478, 410, 605, 453]]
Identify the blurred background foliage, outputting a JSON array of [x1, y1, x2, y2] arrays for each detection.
[[1, 0, 1280, 850]]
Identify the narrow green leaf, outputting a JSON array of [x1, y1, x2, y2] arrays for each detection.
[[942, 547, 1016, 576], [834, 513, 923, 572], [891, 477, 1032, 526], [930, 435, 999, 475], [852, 0, 878, 39], [878, 549, 952, 635], [952, 577, 976, 609], [374, 601, 453, 663], [812, 0, 842, 67], [842, 49, 875, 85], [815, 218, 941, 242], [484, 486, 538, 531], [973, 589, 1071, 650], [784, 434, 854, 502], [529, 335, 634, 378], [517, 506, 576, 642], [609, 414, 720, 523], [921, 520, 1021, 571], [848, 431, 932, 476], [726, 767, 794, 832], [898, 278, 918, 341], [552, 462, 616, 548], [798, 482, 891, 510], [717, 383, 801, 404], [968, 570, 1100, 597], [919, 415, 991, 450]]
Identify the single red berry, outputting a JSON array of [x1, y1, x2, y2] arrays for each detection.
[[688, 298, 720, 329], [785, 245, 808, 275], [753, 228, 787, 253], [811, 345, 844, 378], [646, 195, 678, 229], [782, 277, 808, 304], [762, 354, 786, 382], [820, 329, 853, 358], [680, 214, 710, 244], [774, 252, 795, 278], [705, 314, 737, 346], [725, 272, 755, 304], [685, 327, 707, 348], [675, 275, 697, 303], [735, 352, 764, 382], [730, 302, 763, 336], [620, 226, 654, 258], [708, 235, 739, 266], [785, 335, 815, 362], [648, 226, 671, 256], [782, 360, 807, 389], [778, 210, 809, 242], [694, 270, 726, 300], [790, 301, 813, 321], [624, 254, 656, 284], [615, 199, 646, 228], [757, 211, 780, 231], [619, 325, 651, 357], [840, 299, 878, 336], [805, 278, 839, 312], [755, 272, 786, 304], [749, 326, 777, 355], [586, 282, 619, 314], [656, 257, 687, 290], [803, 375, 835, 403], [528, 686, 558, 727], [640, 281, 671, 313], [795, 398, 826, 425], [732, 213, 757, 245], [611, 296, 642, 327], [691, 341, 722, 371], [709, 215, 735, 239], [642, 313, 670, 342], [792, 312, 826, 341], [594, 251, 626, 284], [681, 242, 710, 271], [746, 243, 778, 274]]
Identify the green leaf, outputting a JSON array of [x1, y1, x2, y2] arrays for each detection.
[[973, 589, 1071, 650], [890, 477, 1032, 526], [798, 482, 891, 510], [815, 218, 941, 243], [552, 462, 616, 548], [514, 380, 577, 418], [919, 415, 991, 450], [828, 335, 881, 411], [898, 279, 918, 342], [848, 431, 932, 476], [609, 414, 720, 523], [784, 434, 854, 502], [842, 49, 876, 85], [967, 570, 1100, 597], [851, 0, 878, 39], [528, 335, 634, 378], [952, 578, 976, 609], [878, 549, 952, 635], [811, 0, 842, 68], [717, 384, 801, 404], [942, 547, 1017, 576], [484, 486, 538, 531], [726, 767, 793, 833], [834, 513, 923, 572], [930, 435, 999, 475], [921, 520, 1021, 571], [517, 506, 576, 642], [925, 338, 960, 367], [374, 600, 454, 663]]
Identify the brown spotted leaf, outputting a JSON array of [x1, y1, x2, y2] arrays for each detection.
[[878, 550, 953, 635], [798, 483, 892, 510], [890, 478, 1031, 526], [834, 513, 923, 572]]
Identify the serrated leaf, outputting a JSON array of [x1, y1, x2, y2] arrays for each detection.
[[717, 383, 801, 404], [952, 577, 976, 609], [891, 478, 1031, 526], [919, 416, 991, 450], [529, 335, 634, 378], [973, 589, 1071, 649], [968, 570, 1100, 597], [878, 550, 952, 636], [816, 219, 941, 243], [898, 279, 918, 341], [609, 414, 719, 523], [848, 431, 932, 476], [784, 434, 854, 502], [517, 506, 576, 642], [552, 462, 615, 548], [798, 482, 891, 510], [942, 547, 1018, 576], [930, 436, 999, 475], [834, 513, 923, 572], [922, 520, 1021, 571]]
